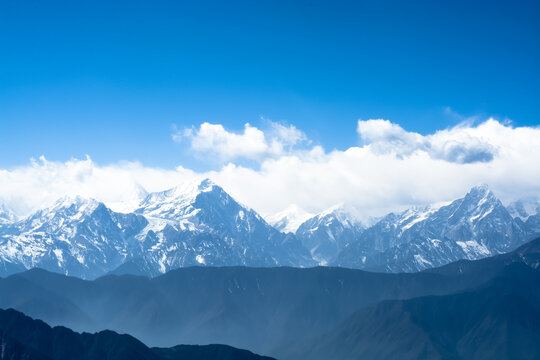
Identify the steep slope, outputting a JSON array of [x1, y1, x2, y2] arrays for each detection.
[[0, 308, 274, 360], [346, 205, 440, 253], [332, 205, 439, 269], [523, 211, 540, 237], [338, 185, 533, 272], [295, 206, 365, 265], [123, 178, 314, 275], [426, 234, 540, 278], [0, 179, 315, 279], [0, 197, 148, 278], [1, 238, 538, 357], [0, 330, 52, 360], [283, 263, 540, 360], [1, 182, 537, 278]]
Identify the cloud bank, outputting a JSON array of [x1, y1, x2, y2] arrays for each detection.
[[1, 118, 539, 221]]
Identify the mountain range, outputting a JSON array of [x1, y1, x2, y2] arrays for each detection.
[[281, 262, 540, 360], [0, 179, 539, 279], [337, 185, 539, 272], [0, 179, 314, 279], [1, 237, 538, 359]]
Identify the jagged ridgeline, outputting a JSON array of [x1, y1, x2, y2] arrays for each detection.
[[0, 179, 539, 279]]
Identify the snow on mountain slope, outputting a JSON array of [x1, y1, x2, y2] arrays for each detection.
[[0, 196, 148, 278], [0, 203, 16, 225], [342, 204, 442, 256], [265, 204, 314, 234], [1, 180, 538, 278], [507, 197, 540, 221], [136, 178, 210, 224], [295, 205, 365, 265], [0, 179, 315, 278], [337, 185, 534, 272], [122, 179, 315, 275], [106, 183, 149, 214]]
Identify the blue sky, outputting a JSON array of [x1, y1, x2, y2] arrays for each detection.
[[0, 0, 538, 170]]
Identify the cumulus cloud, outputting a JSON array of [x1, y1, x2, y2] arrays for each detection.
[[212, 118, 539, 220], [357, 119, 496, 163], [0, 118, 539, 222], [173, 121, 307, 161]]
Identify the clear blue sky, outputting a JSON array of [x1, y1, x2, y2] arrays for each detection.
[[0, 0, 538, 169]]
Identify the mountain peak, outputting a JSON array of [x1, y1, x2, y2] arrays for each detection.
[[134, 183, 149, 198], [265, 204, 314, 234], [317, 203, 345, 218], [316, 204, 363, 228], [467, 183, 492, 197], [506, 197, 540, 221], [141, 178, 212, 206], [165, 178, 217, 199], [105, 183, 149, 213], [23, 196, 104, 228], [198, 178, 216, 191], [464, 184, 498, 205], [0, 202, 16, 223], [136, 178, 233, 224], [50, 195, 100, 213]]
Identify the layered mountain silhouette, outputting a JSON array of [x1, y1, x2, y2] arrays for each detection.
[[0, 308, 274, 360], [1, 237, 538, 359], [0, 180, 539, 279], [281, 263, 540, 360]]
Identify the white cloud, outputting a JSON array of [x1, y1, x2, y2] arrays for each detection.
[[213, 118, 540, 219], [173, 121, 307, 161], [268, 121, 307, 149], [357, 119, 496, 163], [0, 156, 200, 216], [1, 118, 539, 222]]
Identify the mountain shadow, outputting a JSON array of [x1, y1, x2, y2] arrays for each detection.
[[281, 263, 540, 360], [0, 308, 275, 360], [0, 237, 538, 358]]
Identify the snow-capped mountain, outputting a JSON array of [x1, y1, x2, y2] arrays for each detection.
[[0, 196, 148, 278], [507, 197, 540, 221], [0, 180, 538, 278], [136, 178, 211, 225], [342, 204, 441, 255], [0, 203, 16, 225], [0, 180, 314, 278], [106, 183, 149, 214], [265, 204, 314, 234], [337, 185, 535, 272], [119, 179, 315, 275], [506, 198, 540, 238], [295, 205, 365, 265]]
